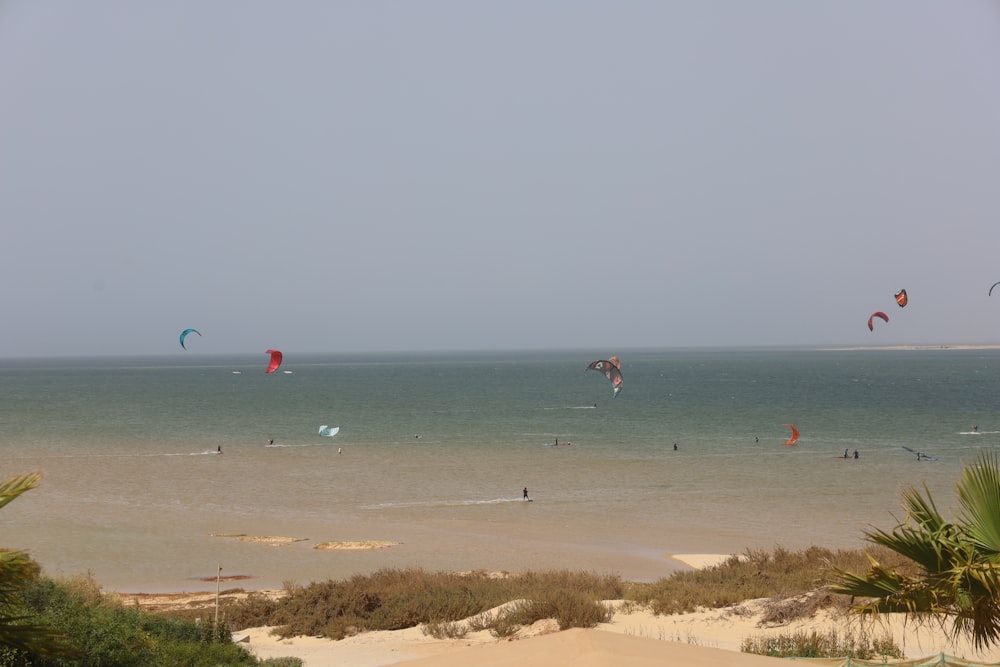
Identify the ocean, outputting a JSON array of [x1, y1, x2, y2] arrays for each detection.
[[2, 347, 998, 592]]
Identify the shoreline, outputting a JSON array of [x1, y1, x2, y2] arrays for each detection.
[[112, 553, 733, 603], [817, 344, 1000, 351], [102, 552, 761, 597]]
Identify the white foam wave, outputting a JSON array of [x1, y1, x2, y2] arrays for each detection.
[[361, 497, 522, 510]]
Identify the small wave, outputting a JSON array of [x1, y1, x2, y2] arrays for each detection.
[[361, 497, 522, 510]]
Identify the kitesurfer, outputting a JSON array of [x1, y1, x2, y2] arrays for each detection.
[[268, 439, 274, 447]]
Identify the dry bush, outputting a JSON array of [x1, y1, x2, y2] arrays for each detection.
[[222, 547, 911, 640], [56, 570, 105, 607], [421, 620, 469, 639], [228, 567, 624, 639], [519, 592, 614, 630], [224, 590, 283, 630], [757, 591, 852, 626], [488, 612, 522, 639], [635, 545, 915, 620]]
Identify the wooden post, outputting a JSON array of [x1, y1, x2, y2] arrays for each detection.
[[214, 563, 221, 629]]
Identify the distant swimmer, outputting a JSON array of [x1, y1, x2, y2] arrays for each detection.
[[217, 445, 222, 454], [853, 450, 859, 459], [755, 437, 759, 444], [673, 443, 678, 451], [268, 439, 274, 447]]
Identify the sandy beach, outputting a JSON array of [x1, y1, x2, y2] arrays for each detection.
[[123, 554, 1000, 667]]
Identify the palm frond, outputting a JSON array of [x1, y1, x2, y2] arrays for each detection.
[[956, 452, 1000, 556], [0, 474, 41, 511], [835, 454, 1000, 651]]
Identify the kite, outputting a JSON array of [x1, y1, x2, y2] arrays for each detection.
[[586, 358, 623, 397], [319, 425, 340, 437], [867, 311, 888, 331], [179, 328, 201, 350], [265, 349, 283, 374], [991, 282, 1000, 297], [894, 289, 908, 307], [783, 423, 800, 446]]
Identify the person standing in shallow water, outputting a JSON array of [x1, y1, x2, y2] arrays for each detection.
[[523, 487, 529, 500]]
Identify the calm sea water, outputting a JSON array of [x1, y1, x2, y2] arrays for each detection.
[[2, 348, 998, 591]]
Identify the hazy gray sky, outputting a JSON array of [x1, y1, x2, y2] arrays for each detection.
[[3, 2, 999, 357]]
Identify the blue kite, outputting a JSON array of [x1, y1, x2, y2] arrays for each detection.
[[179, 328, 202, 350]]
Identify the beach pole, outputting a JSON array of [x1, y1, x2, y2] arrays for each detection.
[[215, 563, 221, 628]]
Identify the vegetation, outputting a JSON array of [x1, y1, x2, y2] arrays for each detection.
[[224, 549, 914, 642], [0, 544, 914, 664], [0, 473, 79, 661], [226, 568, 621, 640], [31, 457, 1000, 661], [833, 450, 1000, 651], [0, 572, 259, 666], [0, 473, 295, 666], [626, 545, 916, 616], [741, 628, 903, 659]]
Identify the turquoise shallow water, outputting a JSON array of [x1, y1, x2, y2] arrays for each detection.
[[2, 348, 998, 591]]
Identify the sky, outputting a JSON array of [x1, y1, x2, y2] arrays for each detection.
[[2, 2, 999, 358]]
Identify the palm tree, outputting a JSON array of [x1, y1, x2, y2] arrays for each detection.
[[832, 450, 1000, 650], [0, 473, 80, 658]]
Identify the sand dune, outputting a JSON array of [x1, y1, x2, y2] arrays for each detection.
[[233, 555, 1000, 667], [241, 595, 1000, 667]]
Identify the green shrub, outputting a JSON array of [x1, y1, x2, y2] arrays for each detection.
[[2, 576, 258, 666], [740, 628, 904, 659]]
